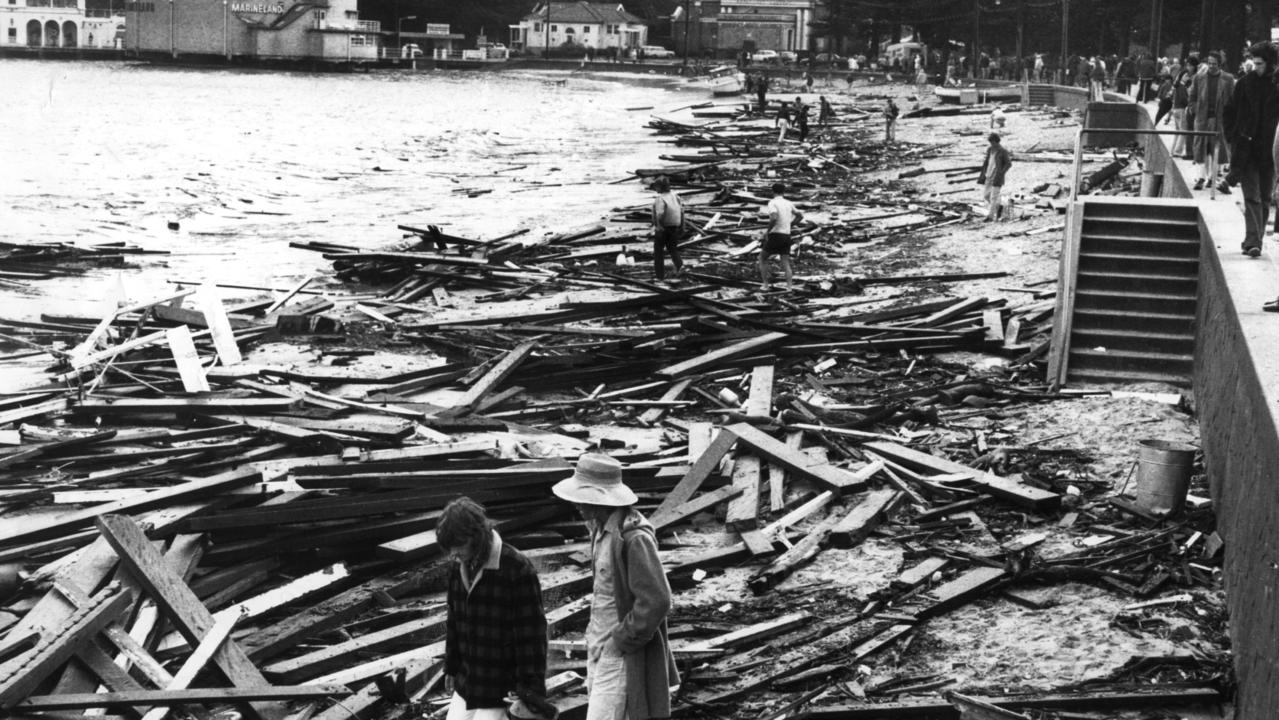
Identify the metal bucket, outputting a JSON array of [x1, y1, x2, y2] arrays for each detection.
[[1132, 439, 1197, 516]]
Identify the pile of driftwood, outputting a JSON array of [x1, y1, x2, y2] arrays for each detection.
[[0, 104, 1226, 720], [0, 242, 166, 289]]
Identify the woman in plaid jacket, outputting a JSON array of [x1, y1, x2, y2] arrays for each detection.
[[440, 498, 553, 720]]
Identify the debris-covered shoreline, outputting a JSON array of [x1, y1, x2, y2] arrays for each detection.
[[0, 79, 1227, 720]]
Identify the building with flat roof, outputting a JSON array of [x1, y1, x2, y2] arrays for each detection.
[[3, 0, 125, 49], [509, 1, 647, 53], [124, 0, 379, 64]]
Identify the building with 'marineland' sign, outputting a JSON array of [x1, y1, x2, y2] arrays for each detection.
[[124, 0, 380, 65]]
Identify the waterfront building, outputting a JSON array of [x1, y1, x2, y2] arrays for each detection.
[[712, 0, 819, 55], [509, 2, 647, 54], [124, 0, 379, 65], [3, 0, 124, 49]]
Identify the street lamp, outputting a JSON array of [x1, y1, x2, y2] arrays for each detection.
[[681, 0, 690, 67], [397, 14, 415, 56]]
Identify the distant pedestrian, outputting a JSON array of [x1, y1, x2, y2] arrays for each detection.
[[1189, 51, 1235, 190], [914, 66, 928, 100], [1153, 72, 1174, 126], [884, 98, 899, 143], [977, 132, 1013, 222], [1223, 41, 1279, 259], [759, 182, 803, 290], [1136, 53, 1158, 102], [793, 96, 809, 141], [551, 453, 678, 720], [757, 74, 769, 114], [648, 176, 685, 282], [818, 95, 834, 125], [1089, 57, 1107, 101], [1171, 55, 1199, 158], [439, 498, 553, 720], [776, 101, 792, 143]]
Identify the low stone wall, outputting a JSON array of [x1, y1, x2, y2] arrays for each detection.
[[1075, 98, 1277, 719]]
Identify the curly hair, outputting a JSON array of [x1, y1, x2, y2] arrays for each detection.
[[437, 497, 491, 550]]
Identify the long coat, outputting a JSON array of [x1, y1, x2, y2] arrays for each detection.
[[1189, 68, 1236, 163], [604, 508, 679, 720]]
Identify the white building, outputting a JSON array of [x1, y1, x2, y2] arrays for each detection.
[[509, 1, 647, 53], [3, 0, 125, 48]]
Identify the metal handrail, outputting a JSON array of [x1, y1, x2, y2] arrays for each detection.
[[1069, 126, 1223, 202]]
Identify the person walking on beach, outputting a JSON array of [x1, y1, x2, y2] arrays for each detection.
[[776, 101, 793, 143], [884, 98, 899, 143], [649, 176, 685, 282], [818, 95, 834, 126], [759, 182, 803, 290], [551, 453, 678, 720], [756, 73, 769, 114], [1189, 51, 1235, 191], [793, 96, 810, 141], [1223, 41, 1279, 258], [977, 132, 1013, 222], [439, 498, 554, 720]]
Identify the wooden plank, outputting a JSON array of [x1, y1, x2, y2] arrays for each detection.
[[737, 529, 775, 556], [777, 687, 1223, 718], [770, 431, 802, 512], [71, 330, 168, 370], [263, 611, 446, 683], [309, 658, 435, 720], [862, 441, 1060, 510], [727, 423, 869, 492], [649, 429, 738, 527], [94, 515, 284, 720], [760, 491, 833, 538], [0, 586, 132, 708], [637, 378, 692, 426], [1046, 201, 1083, 386], [747, 506, 843, 594], [982, 309, 1005, 343], [0, 463, 269, 547], [651, 484, 744, 532], [16, 686, 351, 711], [743, 364, 774, 416], [309, 641, 445, 686], [829, 487, 899, 548], [447, 341, 536, 414], [946, 691, 1031, 719], [916, 566, 1007, 620], [893, 556, 949, 589], [76, 397, 299, 414], [724, 454, 761, 532], [166, 325, 211, 393], [703, 611, 811, 649], [0, 398, 69, 428], [263, 274, 315, 316], [140, 611, 242, 720], [656, 332, 788, 379], [904, 297, 988, 327]]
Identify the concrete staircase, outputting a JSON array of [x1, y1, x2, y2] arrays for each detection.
[[1058, 201, 1200, 385]]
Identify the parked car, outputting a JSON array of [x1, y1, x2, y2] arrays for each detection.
[[751, 49, 779, 63], [814, 52, 844, 66], [641, 45, 675, 59], [779, 51, 798, 64]]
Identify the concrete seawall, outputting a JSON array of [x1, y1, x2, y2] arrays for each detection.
[[1049, 85, 1276, 718]]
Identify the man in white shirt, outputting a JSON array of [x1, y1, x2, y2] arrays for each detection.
[[759, 182, 803, 290]]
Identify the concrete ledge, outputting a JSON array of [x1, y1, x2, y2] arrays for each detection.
[[1093, 97, 1277, 720]]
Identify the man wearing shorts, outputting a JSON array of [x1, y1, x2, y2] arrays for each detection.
[[759, 182, 803, 290]]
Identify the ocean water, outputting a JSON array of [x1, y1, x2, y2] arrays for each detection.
[[0, 60, 688, 319]]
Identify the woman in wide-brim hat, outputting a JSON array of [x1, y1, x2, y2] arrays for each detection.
[[552, 454, 679, 720]]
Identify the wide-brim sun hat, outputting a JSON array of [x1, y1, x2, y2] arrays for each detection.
[[552, 453, 637, 507]]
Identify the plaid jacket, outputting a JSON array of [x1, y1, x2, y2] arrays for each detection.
[[444, 539, 548, 708]]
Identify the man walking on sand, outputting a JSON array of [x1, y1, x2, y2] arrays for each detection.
[[552, 453, 678, 720], [1223, 41, 1279, 260], [759, 182, 803, 290], [977, 132, 1012, 222], [649, 176, 685, 282]]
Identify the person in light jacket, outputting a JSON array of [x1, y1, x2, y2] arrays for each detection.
[[552, 453, 678, 720], [977, 132, 1013, 222]]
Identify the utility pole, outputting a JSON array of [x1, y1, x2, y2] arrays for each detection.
[[681, 0, 690, 66], [545, 1, 551, 59], [1060, 0, 1069, 84], [971, 0, 980, 79]]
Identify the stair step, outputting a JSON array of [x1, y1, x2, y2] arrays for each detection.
[[1077, 252, 1199, 277], [1077, 270, 1197, 283], [1071, 327, 1195, 354], [1083, 204, 1198, 223], [1082, 214, 1198, 228], [1079, 233, 1201, 255], [1068, 347, 1193, 375], [1072, 307, 1194, 334], [1074, 288, 1196, 313], [1066, 366, 1191, 386], [1076, 270, 1198, 295], [1077, 251, 1199, 266]]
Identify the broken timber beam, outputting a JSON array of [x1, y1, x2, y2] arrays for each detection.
[[829, 486, 899, 548], [649, 428, 738, 528], [94, 515, 287, 720], [443, 342, 536, 416], [862, 441, 1059, 510], [15, 686, 351, 711], [785, 687, 1223, 719], [727, 423, 871, 492], [656, 332, 788, 379]]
